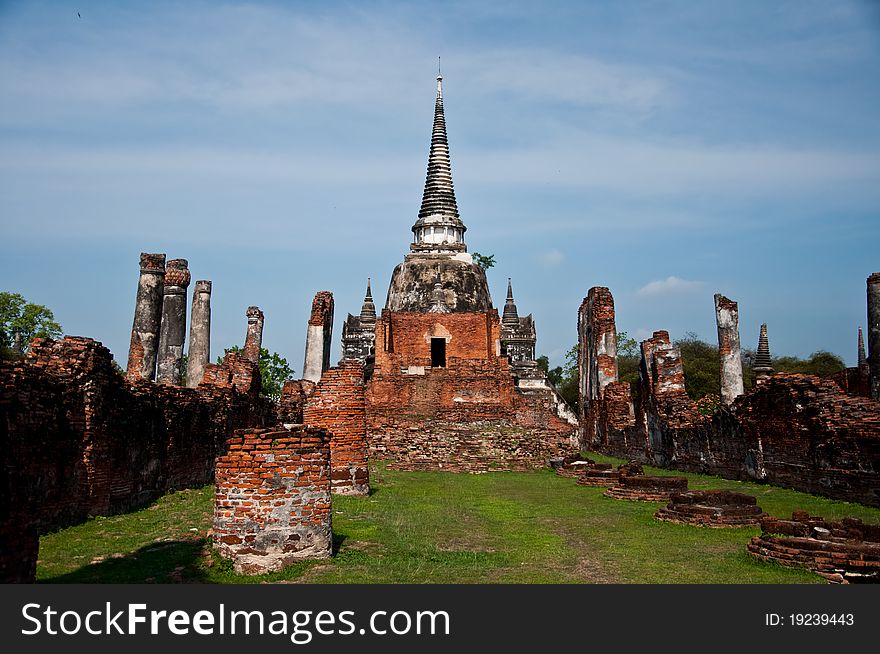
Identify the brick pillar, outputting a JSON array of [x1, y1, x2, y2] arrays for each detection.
[[578, 287, 622, 448], [303, 291, 334, 382], [186, 280, 212, 388], [868, 273, 880, 400], [126, 252, 166, 381], [156, 259, 191, 384], [213, 426, 332, 575], [303, 361, 369, 495], [243, 306, 264, 364], [714, 294, 744, 405]]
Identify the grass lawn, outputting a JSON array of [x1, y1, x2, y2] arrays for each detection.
[[37, 454, 880, 584]]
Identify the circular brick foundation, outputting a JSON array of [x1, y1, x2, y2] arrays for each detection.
[[655, 490, 764, 527], [576, 463, 619, 487], [747, 513, 880, 583], [604, 475, 688, 501]]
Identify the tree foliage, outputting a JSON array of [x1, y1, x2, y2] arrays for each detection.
[[219, 346, 295, 400], [471, 252, 496, 271], [540, 345, 578, 410], [616, 331, 641, 404], [0, 292, 62, 359]]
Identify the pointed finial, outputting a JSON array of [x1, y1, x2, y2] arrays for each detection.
[[502, 278, 520, 326], [359, 277, 376, 323], [436, 57, 443, 97]]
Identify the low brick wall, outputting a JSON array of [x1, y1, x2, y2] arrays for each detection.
[[213, 427, 332, 575], [588, 374, 880, 507], [0, 336, 273, 583]]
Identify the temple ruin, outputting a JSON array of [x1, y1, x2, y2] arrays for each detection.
[[1, 73, 879, 582]]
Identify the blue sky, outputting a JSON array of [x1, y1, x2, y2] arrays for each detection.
[[1, 0, 878, 370]]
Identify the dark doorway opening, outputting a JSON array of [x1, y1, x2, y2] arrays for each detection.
[[431, 338, 446, 368]]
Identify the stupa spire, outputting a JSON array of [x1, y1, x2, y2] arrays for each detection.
[[858, 326, 868, 370], [502, 278, 520, 326], [359, 278, 376, 324], [753, 323, 774, 384], [411, 70, 467, 253]]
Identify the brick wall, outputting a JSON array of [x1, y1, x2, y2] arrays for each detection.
[[213, 426, 332, 575], [0, 336, 274, 582], [303, 361, 369, 495], [367, 313, 578, 471], [375, 310, 499, 364]]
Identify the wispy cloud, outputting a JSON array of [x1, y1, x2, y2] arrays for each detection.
[[539, 249, 565, 267], [637, 276, 705, 297]]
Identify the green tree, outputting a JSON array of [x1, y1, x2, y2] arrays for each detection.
[[675, 332, 721, 401], [0, 292, 62, 358], [219, 346, 295, 400], [616, 331, 641, 404], [536, 355, 550, 374], [471, 252, 496, 270], [539, 345, 578, 409], [773, 351, 845, 377]]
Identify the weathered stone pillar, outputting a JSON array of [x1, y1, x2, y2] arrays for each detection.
[[578, 287, 619, 404], [303, 291, 334, 383], [126, 253, 166, 381], [243, 306, 264, 364], [156, 259, 191, 384], [714, 294, 744, 405], [753, 323, 774, 385], [868, 273, 880, 400], [185, 280, 212, 388]]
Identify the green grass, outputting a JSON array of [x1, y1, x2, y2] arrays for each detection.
[[37, 456, 880, 584]]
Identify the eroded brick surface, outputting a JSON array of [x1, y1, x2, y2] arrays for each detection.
[[213, 427, 332, 575]]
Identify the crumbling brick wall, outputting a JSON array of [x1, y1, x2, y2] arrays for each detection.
[[277, 379, 315, 424], [213, 426, 332, 575], [303, 361, 369, 495], [578, 288, 880, 507], [0, 336, 274, 582]]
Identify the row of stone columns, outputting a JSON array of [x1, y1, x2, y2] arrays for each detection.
[[125, 253, 212, 387]]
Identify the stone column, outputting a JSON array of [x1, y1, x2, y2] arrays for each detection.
[[243, 306, 264, 364], [714, 294, 744, 405], [868, 273, 880, 400], [126, 253, 166, 381], [753, 323, 774, 385], [156, 259, 191, 384], [303, 291, 334, 383], [185, 280, 212, 388]]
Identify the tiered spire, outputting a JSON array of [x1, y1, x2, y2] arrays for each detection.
[[753, 323, 774, 383], [411, 72, 467, 253], [359, 278, 376, 324], [858, 326, 868, 370], [502, 278, 520, 326]]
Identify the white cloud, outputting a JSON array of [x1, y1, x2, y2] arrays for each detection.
[[539, 249, 565, 267], [636, 276, 704, 297]]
